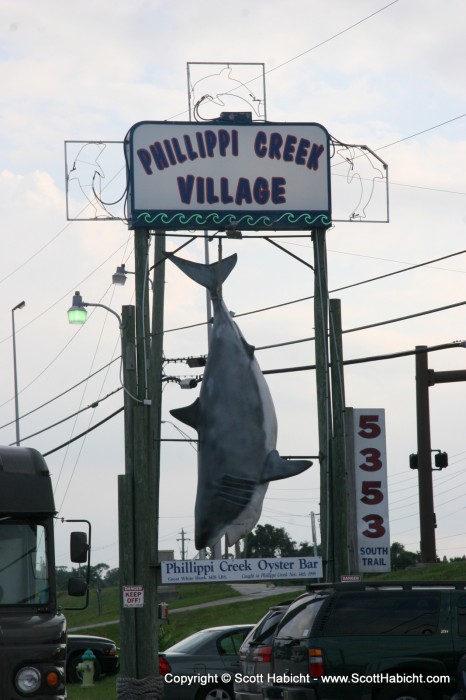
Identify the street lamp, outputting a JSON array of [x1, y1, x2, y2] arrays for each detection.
[[12, 301, 25, 446], [67, 291, 122, 327]]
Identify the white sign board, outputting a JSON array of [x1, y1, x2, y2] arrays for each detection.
[[161, 557, 322, 584], [123, 585, 144, 608], [351, 409, 391, 573], [126, 121, 331, 231]]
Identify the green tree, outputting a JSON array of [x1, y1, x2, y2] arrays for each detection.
[[244, 524, 297, 558], [390, 542, 419, 570]]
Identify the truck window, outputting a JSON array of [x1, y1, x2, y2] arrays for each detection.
[[276, 597, 325, 639], [0, 521, 49, 605], [458, 596, 466, 636], [323, 592, 440, 636]]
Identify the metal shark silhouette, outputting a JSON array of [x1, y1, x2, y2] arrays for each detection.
[[168, 253, 312, 550]]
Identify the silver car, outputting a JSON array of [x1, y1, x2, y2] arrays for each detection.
[[159, 624, 254, 700], [234, 603, 290, 700]]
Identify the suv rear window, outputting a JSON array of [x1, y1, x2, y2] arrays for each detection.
[[323, 591, 440, 636], [276, 596, 325, 639]]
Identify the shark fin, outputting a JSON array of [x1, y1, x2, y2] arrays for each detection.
[[260, 449, 312, 484], [167, 253, 237, 296], [170, 398, 200, 430], [241, 336, 255, 359]]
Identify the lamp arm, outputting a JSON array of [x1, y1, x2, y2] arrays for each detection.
[[83, 302, 122, 328]]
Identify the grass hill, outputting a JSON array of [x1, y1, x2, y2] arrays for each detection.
[[66, 562, 466, 700]]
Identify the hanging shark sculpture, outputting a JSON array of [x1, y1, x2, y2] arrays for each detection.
[[168, 253, 312, 551]]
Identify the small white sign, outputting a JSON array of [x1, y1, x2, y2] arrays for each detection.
[[161, 557, 322, 584], [123, 585, 144, 608]]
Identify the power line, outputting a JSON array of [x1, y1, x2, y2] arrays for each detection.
[[43, 407, 124, 457], [0, 357, 119, 427], [10, 387, 121, 445]]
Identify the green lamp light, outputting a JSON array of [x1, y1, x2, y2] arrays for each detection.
[[68, 291, 88, 324]]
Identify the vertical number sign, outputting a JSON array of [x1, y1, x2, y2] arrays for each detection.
[[353, 409, 391, 572]]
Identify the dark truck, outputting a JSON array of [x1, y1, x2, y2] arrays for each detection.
[[263, 581, 466, 700], [0, 445, 90, 699]]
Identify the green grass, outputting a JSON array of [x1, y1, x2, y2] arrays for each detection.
[[365, 560, 466, 581], [65, 562, 466, 700], [66, 590, 296, 700], [62, 582, 241, 630]]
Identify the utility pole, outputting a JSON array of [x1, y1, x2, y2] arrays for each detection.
[[415, 345, 466, 564], [415, 346, 436, 564], [118, 305, 137, 679], [117, 229, 163, 699], [312, 228, 333, 582], [177, 529, 190, 560], [329, 299, 348, 579]]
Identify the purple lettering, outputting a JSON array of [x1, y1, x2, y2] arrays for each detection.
[[295, 138, 310, 165], [177, 175, 195, 204], [235, 178, 252, 205], [149, 142, 169, 171], [184, 135, 198, 161], [196, 132, 207, 158], [231, 129, 239, 156], [196, 177, 205, 203], [307, 143, 325, 170], [204, 130, 217, 157], [163, 140, 177, 166], [206, 177, 219, 203], [171, 138, 187, 164], [254, 131, 267, 158], [137, 148, 152, 175], [218, 129, 230, 157], [283, 135, 297, 162], [271, 177, 286, 204], [253, 177, 270, 205], [268, 133, 283, 160], [220, 177, 233, 204]]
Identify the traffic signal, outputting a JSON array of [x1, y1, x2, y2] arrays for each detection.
[[409, 451, 448, 470], [434, 451, 448, 470]]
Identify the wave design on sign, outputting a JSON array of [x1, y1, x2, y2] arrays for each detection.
[[135, 211, 331, 229]]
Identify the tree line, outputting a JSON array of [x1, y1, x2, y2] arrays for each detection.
[[56, 523, 450, 589]]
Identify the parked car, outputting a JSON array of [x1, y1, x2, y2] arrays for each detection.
[[235, 602, 291, 700], [66, 633, 119, 683], [262, 581, 466, 700], [159, 624, 254, 699]]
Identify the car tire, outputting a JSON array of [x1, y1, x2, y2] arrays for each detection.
[[67, 654, 102, 684], [376, 684, 433, 700], [196, 684, 235, 700]]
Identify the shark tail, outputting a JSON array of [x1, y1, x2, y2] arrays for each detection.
[[167, 252, 237, 296]]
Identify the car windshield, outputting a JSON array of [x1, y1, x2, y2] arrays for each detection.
[[0, 520, 50, 605], [166, 629, 219, 653]]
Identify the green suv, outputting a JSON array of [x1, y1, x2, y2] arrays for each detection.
[[262, 581, 466, 700]]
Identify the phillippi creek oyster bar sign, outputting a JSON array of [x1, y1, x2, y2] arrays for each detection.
[[161, 557, 323, 584], [125, 121, 331, 231]]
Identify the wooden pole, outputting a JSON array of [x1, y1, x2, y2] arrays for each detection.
[[415, 346, 436, 563], [118, 305, 137, 678], [329, 299, 348, 579], [312, 229, 333, 582], [149, 231, 166, 665]]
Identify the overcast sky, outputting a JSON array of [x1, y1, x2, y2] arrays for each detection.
[[1, 0, 466, 571]]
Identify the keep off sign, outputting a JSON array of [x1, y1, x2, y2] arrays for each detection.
[[123, 585, 144, 608]]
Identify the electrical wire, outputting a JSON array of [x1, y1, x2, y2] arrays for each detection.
[[8, 387, 121, 445], [43, 407, 124, 457]]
